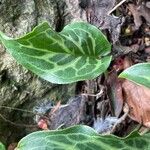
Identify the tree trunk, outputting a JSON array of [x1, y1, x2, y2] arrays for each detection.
[[0, 0, 87, 145]]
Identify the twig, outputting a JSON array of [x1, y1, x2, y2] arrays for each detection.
[[110, 103, 129, 133], [49, 101, 61, 115], [56, 124, 65, 130], [108, 0, 127, 15], [81, 89, 103, 99], [0, 105, 49, 119], [140, 127, 150, 135], [0, 105, 50, 127], [0, 113, 37, 128], [0, 105, 37, 114]]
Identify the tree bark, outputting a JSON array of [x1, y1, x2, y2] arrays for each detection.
[[0, 0, 87, 145]]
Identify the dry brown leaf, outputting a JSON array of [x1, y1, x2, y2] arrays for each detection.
[[145, 47, 150, 54], [107, 71, 124, 117], [47, 96, 87, 130], [88, 0, 124, 43], [122, 80, 150, 128], [128, 3, 150, 29], [8, 143, 17, 150], [128, 4, 142, 29]]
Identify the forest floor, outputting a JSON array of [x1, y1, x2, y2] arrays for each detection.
[[42, 0, 150, 136], [5, 0, 150, 149]]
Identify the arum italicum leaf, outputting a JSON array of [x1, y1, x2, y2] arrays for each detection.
[[0, 142, 5, 150], [16, 125, 150, 150], [119, 63, 150, 88], [0, 22, 111, 84]]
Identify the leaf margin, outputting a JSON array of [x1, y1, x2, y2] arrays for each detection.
[[119, 63, 150, 88], [0, 22, 112, 84]]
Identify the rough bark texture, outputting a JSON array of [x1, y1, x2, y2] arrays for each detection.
[[0, 0, 87, 145]]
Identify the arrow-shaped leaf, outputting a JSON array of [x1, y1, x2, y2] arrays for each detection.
[[119, 63, 150, 88], [16, 125, 150, 150], [0, 22, 111, 84]]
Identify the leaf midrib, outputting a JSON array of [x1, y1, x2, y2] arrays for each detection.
[[15, 41, 101, 59]]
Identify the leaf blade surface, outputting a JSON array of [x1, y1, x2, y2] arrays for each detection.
[[0, 142, 5, 150], [16, 125, 150, 150], [119, 63, 150, 88], [0, 22, 111, 84]]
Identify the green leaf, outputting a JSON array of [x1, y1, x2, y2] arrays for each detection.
[[16, 125, 150, 150], [0, 142, 5, 150], [119, 63, 150, 88], [0, 22, 111, 84]]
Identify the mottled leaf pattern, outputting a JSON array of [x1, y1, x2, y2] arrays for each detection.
[[16, 125, 150, 150], [119, 63, 150, 88], [0, 22, 111, 84]]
